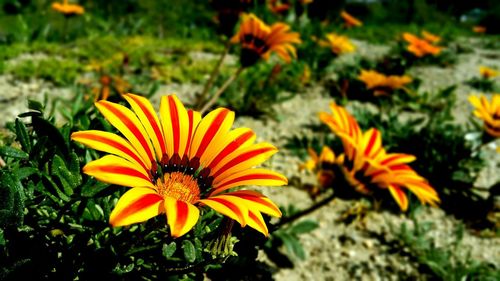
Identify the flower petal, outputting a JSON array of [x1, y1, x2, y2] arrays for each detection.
[[83, 155, 154, 188], [222, 190, 282, 217], [211, 168, 287, 195], [388, 185, 409, 211], [71, 130, 148, 171], [211, 143, 278, 183], [164, 197, 200, 238], [189, 108, 235, 166], [109, 187, 164, 226], [95, 100, 155, 167], [199, 195, 249, 226], [246, 209, 269, 236], [205, 128, 256, 170], [159, 95, 191, 158], [123, 94, 166, 160]]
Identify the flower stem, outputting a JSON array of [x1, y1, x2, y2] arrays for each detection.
[[199, 66, 244, 114], [271, 192, 336, 232], [196, 40, 231, 108]]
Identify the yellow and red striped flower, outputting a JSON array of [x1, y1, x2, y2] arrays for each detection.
[[403, 32, 442, 57], [51, 0, 84, 16], [231, 14, 301, 67], [72, 94, 287, 237], [469, 94, 500, 138], [340, 11, 362, 28], [319, 102, 440, 211]]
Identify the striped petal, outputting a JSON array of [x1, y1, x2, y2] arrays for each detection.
[[83, 155, 154, 188], [109, 187, 164, 227], [95, 100, 155, 168], [205, 128, 256, 170], [199, 195, 249, 226], [211, 168, 287, 195], [388, 185, 409, 211], [211, 143, 278, 183], [247, 209, 269, 236], [223, 190, 282, 217], [164, 197, 200, 238], [71, 130, 148, 171], [159, 95, 191, 158], [123, 94, 166, 160], [189, 108, 235, 166]]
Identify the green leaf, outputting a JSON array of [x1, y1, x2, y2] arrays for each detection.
[[81, 181, 109, 198], [15, 119, 31, 153], [182, 240, 196, 263], [27, 99, 44, 112], [32, 116, 68, 156], [0, 170, 25, 227], [0, 146, 29, 159], [51, 154, 82, 197], [162, 242, 177, 258], [15, 167, 38, 180], [289, 220, 318, 235]]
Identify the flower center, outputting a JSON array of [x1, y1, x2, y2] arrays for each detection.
[[150, 153, 214, 204], [156, 172, 200, 204]]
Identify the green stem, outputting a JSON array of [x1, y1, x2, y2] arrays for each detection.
[[199, 66, 244, 114], [196, 40, 232, 108]]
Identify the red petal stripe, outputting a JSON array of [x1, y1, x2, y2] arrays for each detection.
[[364, 130, 379, 156], [208, 130, 255, 169], [128, 94, 166, 155], [208, 197, 245, 222], [75, 132, 147, 171], [195, 110, 229, 158], [111, 193, 163, 225], [186, 110, 196, 152], [100, 102, 154, 162], [169, 96, 181, 154], [216, 173, 284, 190], [93, 166, 150, 181], [212, 147, 275, 179], [381, 154, 407, 166], [174, 200, 188, 232]]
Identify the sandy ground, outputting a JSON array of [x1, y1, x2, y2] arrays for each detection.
[[0, 37, 499, 280]]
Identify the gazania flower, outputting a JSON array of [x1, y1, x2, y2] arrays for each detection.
[[473, 26, 486, 33], [479, 66, 498, 79], [340, 11, 362, 28], [358, 70, 412, 95], [72, 94, 287, 237], [469, 94, 500, 138], [51, 0, 84, 16], [319, 102, 439, 211], [319, 33, 356, 55], [231, 14, 301, 67], [403, 32, 442, 57], [421, 30, 441, 43]]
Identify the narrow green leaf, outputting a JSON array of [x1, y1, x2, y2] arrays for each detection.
[[182, 240, 196, 263], [15, 119, 31, 153], [0, 146, 29, 159], [162, 242, 177, 258], [15, 167, 38, 180]]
